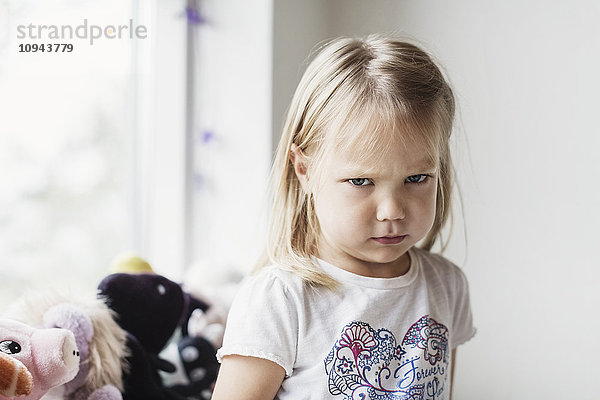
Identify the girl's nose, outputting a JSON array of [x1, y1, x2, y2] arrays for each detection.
[[376, 196, 406, 221]]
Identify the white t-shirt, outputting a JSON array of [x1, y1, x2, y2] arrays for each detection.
[[217, 247, 475, 400]]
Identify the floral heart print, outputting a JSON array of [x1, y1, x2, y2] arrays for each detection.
[[324, 316, 450, 400]]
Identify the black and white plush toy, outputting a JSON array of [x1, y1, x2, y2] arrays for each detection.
[[159, 309, 223, 399], [98, 273, 214, 400]]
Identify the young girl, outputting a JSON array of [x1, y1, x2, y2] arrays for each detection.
[[212, 34, 475, 400]]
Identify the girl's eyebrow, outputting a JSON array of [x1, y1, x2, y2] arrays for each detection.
[[409, 155, 438, 171], [415, 161, 438, 172]]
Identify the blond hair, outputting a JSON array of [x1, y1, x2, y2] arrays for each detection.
[[260, 35, 456, 287]]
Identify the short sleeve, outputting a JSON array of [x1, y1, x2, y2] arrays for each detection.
[[451, 266, 476, 347], [216, 269, 299, 377]]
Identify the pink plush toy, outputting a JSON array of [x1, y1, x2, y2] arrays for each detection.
[[3, 292, 128, 400], [0, 318, 80, 400]]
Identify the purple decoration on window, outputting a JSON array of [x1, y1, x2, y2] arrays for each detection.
[[198, 130, 215, 145], [185, 5, 206, 25], [193, 173, 205, 190]]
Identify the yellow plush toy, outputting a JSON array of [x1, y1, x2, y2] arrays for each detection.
[[110, 252, 154, 274]]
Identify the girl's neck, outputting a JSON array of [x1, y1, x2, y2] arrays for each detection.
[[316, 248, 411, 279]]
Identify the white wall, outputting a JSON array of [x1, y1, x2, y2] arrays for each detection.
[[272, 0, 331, 149], [274, 0, 600, 398]]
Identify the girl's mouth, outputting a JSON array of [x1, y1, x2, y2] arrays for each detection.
[[372, 235, 407, 245]]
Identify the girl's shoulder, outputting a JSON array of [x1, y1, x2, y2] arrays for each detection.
[[238, 264, 310, 302], [412, 246, 461, 269], [411, 246, 470, 289], [251, 263, 305, 285]]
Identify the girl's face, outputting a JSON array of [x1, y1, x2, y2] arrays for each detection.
[[295, 136, 438, 278]]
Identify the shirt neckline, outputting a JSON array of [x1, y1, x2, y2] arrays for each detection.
[[314, 247, 420, 290]]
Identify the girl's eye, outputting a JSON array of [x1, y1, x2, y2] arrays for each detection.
[[348, 178, 372, 186], [406, 174, 428, 184]]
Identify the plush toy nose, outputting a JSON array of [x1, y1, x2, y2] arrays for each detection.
[[30, 328, 80, 389], [61, 333, 80, 372]]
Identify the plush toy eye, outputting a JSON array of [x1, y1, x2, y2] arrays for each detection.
[[157, 284, 166, 295], [0, 340, 22, 354]]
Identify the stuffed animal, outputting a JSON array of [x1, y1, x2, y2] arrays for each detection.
[[98, 273, 208, 355], [158, 309, 223, 399], [98, 273, 209, 400], [159, 336, 217, 400], [0, 352, 33, 398], [3, 292, 129, 400], [0, 318, 80, 400]]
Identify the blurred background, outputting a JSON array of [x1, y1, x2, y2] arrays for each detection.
[[1, 0, 599, 398]]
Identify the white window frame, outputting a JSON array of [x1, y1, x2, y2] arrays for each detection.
[[132, 0, 189, 278]]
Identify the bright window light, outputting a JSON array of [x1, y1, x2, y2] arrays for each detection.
[[0, 0, 136, 306]]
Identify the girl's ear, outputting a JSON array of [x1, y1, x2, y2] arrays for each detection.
[[290, 143, 310, 193]]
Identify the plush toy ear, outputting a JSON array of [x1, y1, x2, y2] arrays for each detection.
[[186, 309, 208, 337], [0, 352, 33, 397], [180, 294, 209, 337]]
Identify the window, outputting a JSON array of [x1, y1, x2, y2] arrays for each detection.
[[0, 0, 138, 306], [0, 0, 273, 309]]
